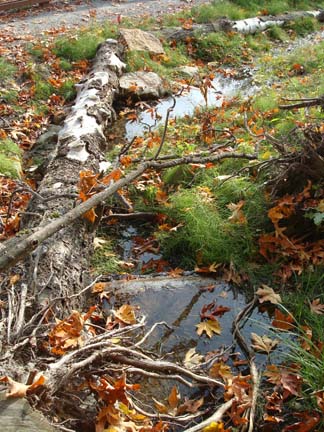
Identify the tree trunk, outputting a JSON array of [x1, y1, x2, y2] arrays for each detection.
[[160, 10, 322, 41], [19, 39, 125, 311]]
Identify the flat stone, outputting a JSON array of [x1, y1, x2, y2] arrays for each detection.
[[119, 71, 168, 100], [0, 392, 55, 432], [177, 66, 200, 77], [119, 28, 165, 55]]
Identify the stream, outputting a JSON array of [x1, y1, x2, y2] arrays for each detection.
[[123, 73, 257, 140]]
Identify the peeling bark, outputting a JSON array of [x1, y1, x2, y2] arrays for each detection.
[[15, 39, 125, 309]]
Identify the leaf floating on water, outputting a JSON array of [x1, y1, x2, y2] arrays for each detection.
[[251, 333, 279, 354], [256, 285, 282, 305], [196, 319, 222, 338]]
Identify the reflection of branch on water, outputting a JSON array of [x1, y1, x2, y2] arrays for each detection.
[[152, 289, 204, 353]]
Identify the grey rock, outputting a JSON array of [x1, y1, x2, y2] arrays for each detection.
[[119, 28, 165, 55], [177, 65, 199, 77], [119, 71, 168, 100], [0, 392, 55, 432]]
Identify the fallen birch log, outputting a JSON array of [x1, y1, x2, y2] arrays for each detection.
[[160, 10, 322, 40], [6, 40, 125, 310]]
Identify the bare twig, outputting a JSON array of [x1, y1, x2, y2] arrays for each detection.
[[182, 398, 235, 432], [153, 95, 176, 160], [0, 150, 256, 271]]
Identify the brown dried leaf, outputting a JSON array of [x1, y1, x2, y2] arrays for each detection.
[[256, 285, 281, 305], [251, 333, 279, 354], [168, 386, 180, 410], [309, 298, 324, 315], [114, 304, 137, 325]]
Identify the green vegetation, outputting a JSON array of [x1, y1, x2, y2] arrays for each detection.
[[54, 33, 103, 61], [0, 57, 17, 83], [0, 139, 22, 178], [126, 44, 190, 77], [156, 176, 267, 271], [91, 238, 122, 274]]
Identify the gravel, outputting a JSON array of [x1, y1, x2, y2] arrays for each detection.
[[0, 0, 211, 39]]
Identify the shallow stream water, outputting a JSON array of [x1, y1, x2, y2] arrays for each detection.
[[123, 73, 256, 141]]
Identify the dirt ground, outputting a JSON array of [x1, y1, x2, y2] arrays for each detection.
[[0, 0, 210, 39]]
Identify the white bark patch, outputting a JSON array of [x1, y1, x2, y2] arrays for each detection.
[[233, 17, 284, 34], [233, 10, 321, 34], [57, 41, 126, 163]]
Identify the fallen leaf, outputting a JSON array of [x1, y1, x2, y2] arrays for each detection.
[[209, 362, 233, 382], [177, 397, 204, 415], [309, 298, 324, 315], [256, 285, 282, 304], [168, 386, 180, 410], [251, 333, 279, 354], [114, 304, 137, 325], [227, 200, 247, 224], [0, 374, 45, 398], [282, 411, 320, 431], [94, 237, 109, 249], [196, 320, 222, 338], [272, 308, 295, 331], [183, 348, 203, 369]]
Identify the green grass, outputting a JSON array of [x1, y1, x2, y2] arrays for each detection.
[[155, 176, 267, 270], [0, 58, 17, 84], [91, 238, 122, 274], [126, 43, 190, 77], [54, 33, 103, 61], [0, 139, 22, 178]]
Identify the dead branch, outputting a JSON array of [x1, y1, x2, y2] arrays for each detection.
[[182, 398, 235, 432], [0, 151, 256, 272], [279, 95, 324, 110], [232, 298, 260, 432]]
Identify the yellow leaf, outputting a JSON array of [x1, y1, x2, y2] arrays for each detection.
[[196, 320, 222, 338], [202, 421, 226, 432], [183, 348, 203, 369]]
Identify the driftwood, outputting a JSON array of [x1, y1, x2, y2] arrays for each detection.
[[160, 10, 322, 41]]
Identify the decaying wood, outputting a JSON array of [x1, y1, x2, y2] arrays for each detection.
[[160, 10, 322, 41], [0, 39, 126, 311]]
